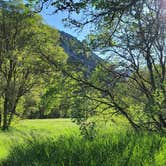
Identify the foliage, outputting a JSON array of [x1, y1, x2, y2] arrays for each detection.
[[0, 0, 67, 130], [33, 0, 166, 132], [39, 75, 76, 118]]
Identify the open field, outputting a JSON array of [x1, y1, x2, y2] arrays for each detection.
[[0, 119, 78, 161], [0, 119, 166, 166]]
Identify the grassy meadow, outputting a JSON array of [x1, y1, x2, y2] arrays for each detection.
[[0, 119, 165, 166], [0, 119, 78, 160]]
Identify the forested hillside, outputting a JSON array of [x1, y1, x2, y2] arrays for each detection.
[[60, 31, 100, 72]]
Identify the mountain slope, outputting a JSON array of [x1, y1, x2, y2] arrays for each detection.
[[59, 31, 100, 72]]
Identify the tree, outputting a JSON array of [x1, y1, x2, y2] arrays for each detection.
[[0, 0, 67, 130], [32, 0, 166, 132]]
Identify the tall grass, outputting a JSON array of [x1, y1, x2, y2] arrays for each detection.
[[0, 119, 78, 162], [1, 130, 166, 166]]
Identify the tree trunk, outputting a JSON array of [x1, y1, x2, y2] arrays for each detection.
[[8, 113, 14, 128], [2, 99, 8, 130], [0, 111, 1, 128], [159, 114, 166, 128], [8, 105, 16, 127], [39, 107, 45, 119]]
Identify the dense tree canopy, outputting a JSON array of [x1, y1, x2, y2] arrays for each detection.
[[0, 0, 67, 130]]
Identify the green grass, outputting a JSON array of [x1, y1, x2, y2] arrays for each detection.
[[0, 119, 166, 166], [0, 119, 78, 161]]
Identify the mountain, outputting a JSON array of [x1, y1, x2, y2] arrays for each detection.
[[59, 31, 101, 72]]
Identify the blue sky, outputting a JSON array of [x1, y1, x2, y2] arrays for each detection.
[[39, 4, 105, 58], [40, 8, 89, 41]]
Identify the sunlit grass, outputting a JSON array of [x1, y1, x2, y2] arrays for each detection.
[[0, 119, 166, 166], [0, 119, 78, 161]]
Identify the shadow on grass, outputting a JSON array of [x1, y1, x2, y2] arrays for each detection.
[[1, 131, 165, 166]]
